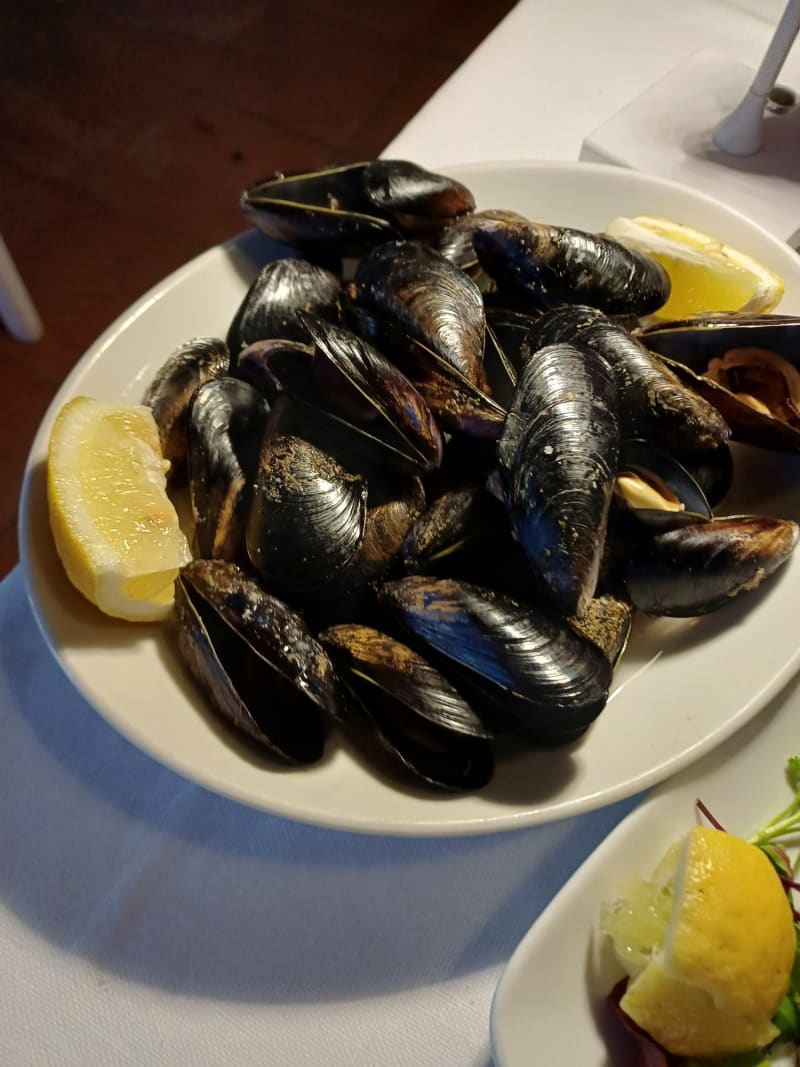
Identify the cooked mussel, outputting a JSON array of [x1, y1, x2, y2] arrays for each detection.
[[471, 215, 671, 316], [143, 336, 229, 480], [226, 258, 341, 357], [240, 160, 474, 255], [246, 433, 368, 595], [526, 305, 731, 454], [299, 313, 444, 474], [376, 577, 613, 744], [435, 208, 529, 289], [639, 315, 800, 452], [319, 624, 493, 790], [498, 341, 620, 618], [623, 515, 799, 616], [400, 486, 501, 575], [175, 560, 344, 762], [350, 239, 488, 388], [613, 438, 712, 530], [187, 377, 270, 560]]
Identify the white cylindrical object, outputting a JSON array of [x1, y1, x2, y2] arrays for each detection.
[[0, 235, 43, 343], [712, 0, 800, 156]]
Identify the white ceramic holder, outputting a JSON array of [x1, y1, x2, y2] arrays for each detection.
[[580, 47, 800, 249]]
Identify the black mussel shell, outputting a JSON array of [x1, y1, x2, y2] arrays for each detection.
[[472, 216, 670, 317], [623, 515, 799, 616], [613, 438, 712, 531], [377, 577, 613, 744], [143, 336, 229, 481], [361, 160, 475, 236], [226, 258, 341, 357], [435, 208, 528, 288], [235, 338, 314, 404], [246, 433, 367, 594], [299, 312, 444, 474], [637, 314, 800, 366], [240, 162, 396, 254], [187, 377, 270, 561], [175, 560, 344, 762], [526, 305, 730, 454], [352, 239, 488, 389], [319, 623, 493, 791], [498, 341, 620, 618]]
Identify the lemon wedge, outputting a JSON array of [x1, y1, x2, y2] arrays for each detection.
[[605, 215, 784, 320], [600, 825, 795, 1058], [47, 396, 192, 621]]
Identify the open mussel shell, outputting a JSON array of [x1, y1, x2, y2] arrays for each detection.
[[226, 258, 341, 357], [376, 577, 613, 744], [471, 216, 671, 317], [638, 315, 800, 453], [613, 438, 712, 531], [351, 239, 488, 389], [175, 560, 344, 762], [526, 305, 730, 455], [187, 377, 270, 561], [498, 341, 620, 619], [319, 624, 493, 791], [623, 515, 800, 616], [298, 312, 444, 474], [143, 336, 229, 481], [246, 433, 367, 595]]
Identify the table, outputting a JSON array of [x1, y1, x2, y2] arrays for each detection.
[[4, 2, 799, 1063]]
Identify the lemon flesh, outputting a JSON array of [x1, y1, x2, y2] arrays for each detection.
[[47, 396, 192, 621], [601, 826, 795, 1058], [605, 216, 784, 321]]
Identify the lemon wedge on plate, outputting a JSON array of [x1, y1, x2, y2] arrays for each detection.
[[600, 825, 795, 1058], [47, 396, 192, 621], [605, 215, 784, 320]]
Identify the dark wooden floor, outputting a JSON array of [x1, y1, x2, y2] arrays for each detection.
[[0, 0, 516, 580]]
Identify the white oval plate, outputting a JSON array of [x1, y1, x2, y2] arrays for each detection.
[[490, 650, 800, 1065], [18, 160, 800, 837]]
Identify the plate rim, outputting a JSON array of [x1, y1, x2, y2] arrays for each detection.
[[18, 158, 800, 837]]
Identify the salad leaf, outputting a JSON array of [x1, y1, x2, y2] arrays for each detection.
[[748, 758, 800, 849]]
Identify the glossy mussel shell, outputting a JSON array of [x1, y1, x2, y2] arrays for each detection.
[[187, 377, 270, 561], [240, 160, 474, 255], [377, 577, 613, 744], [623, 515, 799, 616], [175, 560, 343, 762], [472, 215, 671, 316], [226, 258, 341, 357], [246, 433, 368, 595], [498, 341, 620, 618], [526, 305, 730, 454], [319, 624, 493, 790], [143, 336, 229, 480]]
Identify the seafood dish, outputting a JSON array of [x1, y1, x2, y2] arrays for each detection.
[[134, 159, 800, 794]]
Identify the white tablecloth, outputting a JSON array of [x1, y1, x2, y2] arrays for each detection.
[[5, 2, 799, 1063]]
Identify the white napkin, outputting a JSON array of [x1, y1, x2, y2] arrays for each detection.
[[0, 567, 638, 1065]]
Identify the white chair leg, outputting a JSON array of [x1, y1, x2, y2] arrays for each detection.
[[0, 234, 43, 343]]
